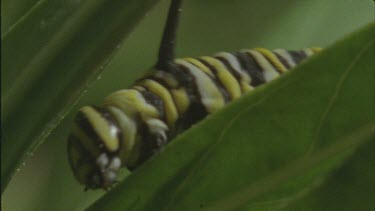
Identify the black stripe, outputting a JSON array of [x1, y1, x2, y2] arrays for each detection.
[[176, 63, 209, 112], [168, 64, 205, 119], [288, 50, 308, 64], [135, 72, 176, 90], [151, 63, 208, 140], [136, 88, 166, 121], [272, 51, 291, 69], [150, 71, 179, 89], [164, 63, 196, 100], [176, 63, 205, 106], [68, 134, 103, 187], [256, 51, 284, 74], [139, 79, 180, 123], [129, 120, 170, 170], [67, 135, 94, 173], [175, 102, 207, 133], [147, 75, 174, 90], [165, 63, 193, 89], [197, 58, 231, 102], [76, 110, 105, 150], [76, 107, 120, 155], [129, 122, 153, 169], [233, 52, 265, 87], [93, 106, 123, 156], [215, 56, 243, 88]]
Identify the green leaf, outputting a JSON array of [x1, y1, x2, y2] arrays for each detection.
[[280, 139, 375, 211], [1, 0, 39, 33], [89, 23, 374, 210], [1, 0, 161, 192]]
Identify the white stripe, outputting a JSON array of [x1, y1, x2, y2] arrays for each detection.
[[304, 48, 314, 57], [107, 106, 137, 163], [215, 52, 252, 84], [145, 118, 168, 142], [244, 50, 280, 82], [273, 49, 296, 68], [175, 59, 225, 112]]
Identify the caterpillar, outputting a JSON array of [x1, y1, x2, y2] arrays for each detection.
[[67, 0, 321, 190]]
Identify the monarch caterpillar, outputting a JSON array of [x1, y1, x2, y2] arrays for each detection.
[[67, 0, 321, 190]]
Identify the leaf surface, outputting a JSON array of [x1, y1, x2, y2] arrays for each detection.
[[1, 0, 161, 192], [89, 23, 375, 210]]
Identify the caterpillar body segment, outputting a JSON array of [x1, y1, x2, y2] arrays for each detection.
[[67, 48, 320, 189]]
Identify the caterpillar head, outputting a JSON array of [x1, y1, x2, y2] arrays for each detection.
[[67, 106, 123, 190]]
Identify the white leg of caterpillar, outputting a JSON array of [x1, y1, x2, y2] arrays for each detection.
[[145, 118, 168, 143], [156, 133, 168, 147], [98, 155, 121, 186], [153, 136, 169, 154], [103, 171, 117, 183], [96, 153, 109, 169], [108, 157, 121, 171]]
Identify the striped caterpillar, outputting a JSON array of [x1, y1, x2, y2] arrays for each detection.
[[67, 0, 321, 190]]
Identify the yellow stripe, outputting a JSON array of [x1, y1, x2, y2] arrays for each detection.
[[215, 52, 254, 93], [133, 86, 146, 92], [241, 82, 254, 93], [153, 71, 179, 88], [80, 106, 119, 152], [311, 47, 322, 54], [273, 49, 296, 68], [244, 50, 280, 82], [103, 89, 159, 119], [200, 56, 242, 100], [108, 106, 137, 164], [255, 48, 287, 73], [184, 58, 215, 77], [140, 79, 178, 126], [171, 88, 190, 114], [72, 125, 101, 156], [175, 59, 225, 113], [303, 48, 314, 56]]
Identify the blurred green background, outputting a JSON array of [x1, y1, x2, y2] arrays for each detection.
[[2, 0, 373, 210]]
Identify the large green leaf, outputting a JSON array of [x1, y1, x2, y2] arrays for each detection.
[[1, 0, 39, 33], [280, 139, 374, 211], [89, 23, 374, 210], [1, 0, 161, 192], [2, 1, 372, 210]]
